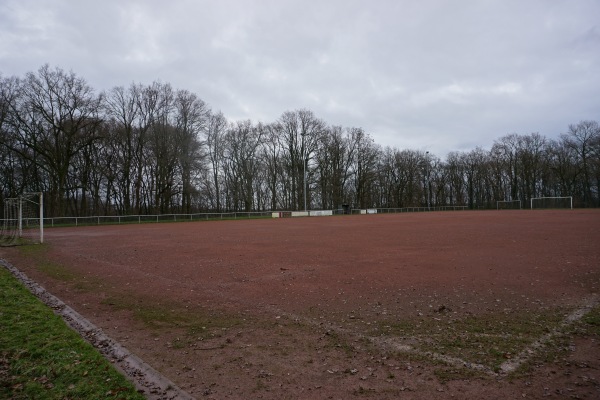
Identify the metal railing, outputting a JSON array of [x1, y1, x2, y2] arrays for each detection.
[[3, 206, 471, 229], [42, 211, 273, 227], [372, 206, 469, 213]]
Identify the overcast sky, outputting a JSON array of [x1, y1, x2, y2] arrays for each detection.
[[1, 0, 599, 156]]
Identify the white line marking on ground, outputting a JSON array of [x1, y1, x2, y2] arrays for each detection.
[[499, 295, 598, 374], [268, 295, 598, 377]]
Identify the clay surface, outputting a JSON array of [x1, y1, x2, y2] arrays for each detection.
[[2, 210, 599, 399]]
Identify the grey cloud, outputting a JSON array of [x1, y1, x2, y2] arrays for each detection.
[[1, 0, 598, 156]]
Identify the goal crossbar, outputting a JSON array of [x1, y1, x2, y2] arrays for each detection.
[[530, 196, 573, 210], [497, 200, 522, 210]]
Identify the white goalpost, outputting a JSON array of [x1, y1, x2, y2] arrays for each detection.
[[530, 196, 573, 210], [497, 200, 522, 210], [1, 192, 44, 246]]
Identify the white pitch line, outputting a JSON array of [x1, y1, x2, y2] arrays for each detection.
[[371, 336, 495, 375], [268, 295, 598, 377], [269, 307, 496, 375], [499, 295, 599, 374]]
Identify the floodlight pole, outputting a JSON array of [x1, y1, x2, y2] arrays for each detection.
[[302, 132, 307, 212], [425, 151, 430, 209], [18, 196, 22, 238], [39, 192, 44, 244]]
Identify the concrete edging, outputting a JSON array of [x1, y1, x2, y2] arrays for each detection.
[[1, 259, 195, 400]]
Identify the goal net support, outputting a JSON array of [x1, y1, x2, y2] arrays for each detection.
[[497, 200, 522, 210], [530, 196, 573, 210], [0, 192, 44, 246]]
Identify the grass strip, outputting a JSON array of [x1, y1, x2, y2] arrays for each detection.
[[0, 266, 144, 399]]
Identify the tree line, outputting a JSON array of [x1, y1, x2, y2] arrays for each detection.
[[1, 65, 598, 218]]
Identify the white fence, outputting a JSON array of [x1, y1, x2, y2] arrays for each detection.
[[309, 210, 333, 217]]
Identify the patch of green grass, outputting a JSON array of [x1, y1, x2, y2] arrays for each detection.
[[17, 244, 78, 282], [170, 337, 188, 349], [101, 295, 242, 340], [37, 260, 78, 282], [0, 267, 144, 399], [510, 334, 571, 378], [15, 244, 105, 294], [353, 385, 377, 395], [252, 379, 268, 393], [2, 237, 34, 246], [434, 366, 483, 383], [512, 305, 600, 377], [321, 330, 361, 357], [581, 306, 600, 335], [374, 310, 566, 372], [15, 242, 48, 257]]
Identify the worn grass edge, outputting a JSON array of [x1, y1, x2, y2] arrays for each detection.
[[0, 265, 144, 399], [0, 258, 195, 400]]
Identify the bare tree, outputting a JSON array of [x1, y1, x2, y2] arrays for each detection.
[[259, 122, 285, 210], [394, 149, 425, 207], [2, 65, 103, 216], [374, 146, 396, 208], [563, 120, 600, 206], [517, 133, 548, 204], [461, 148, 490, 209], [491, 134, 521, 202], [426, 153, 444, 207], [205, 111, 228, 211], [146, 83, 178, 213], [223, 120, 264, 211], [3, 64, 600, 215], [315, 126, 356, 209], [444, 152, 467, 206], [546, 138, 580, 198], [277, 109, 326, 210], [349, 128, 379, 208], [103, 84, 140, 213], [0, 75, 28, 201], [174, 89, 209, 213]]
